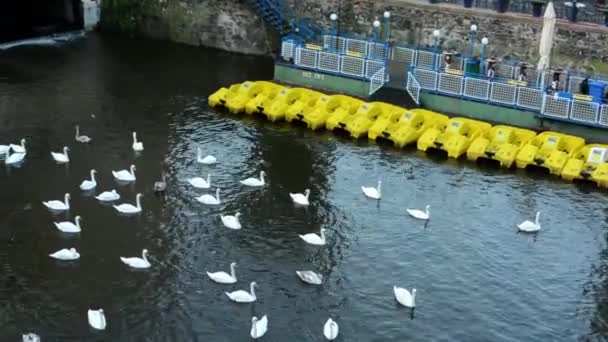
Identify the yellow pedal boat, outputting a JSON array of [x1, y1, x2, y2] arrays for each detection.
[[515, 131, 585, 175], [466, 125, 537, 168], [417, 117, 491, 159]]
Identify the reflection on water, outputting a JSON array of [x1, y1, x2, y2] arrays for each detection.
[[0, 32, 608, 341]]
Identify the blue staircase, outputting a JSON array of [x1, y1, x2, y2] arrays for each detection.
[[247, 0, 323, 42]]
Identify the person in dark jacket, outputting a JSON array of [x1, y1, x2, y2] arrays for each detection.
[[579, 77, 589, 95]]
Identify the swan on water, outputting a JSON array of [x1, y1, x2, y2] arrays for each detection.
[[299, 228, 326, 246], [394, 286, 416, 308], [112, 164, 136, 182], [240, 171, 265, 187], [114, 193, 143, 214], [51, 146, 69, 163], [9, 138, 26, 153], [323, 318, 339, 340], [518, 211, 541, 233], [362, 180, 382, 200], [49, 247, 80, 260], [225, 281, 257, 303], [75, 125, 92, 143], [197, 188, 221, 205], [220, 212, 241, 230], [120, 249, 151, 268], [22, 332, 40, 342], [132, 131, 144, 151], [54, 215, 82, 233], [188, 174, 211, 189], [5, 149, 26, 165], [296, 270, 323, 285], [406, 205, 430, 220], [80, 169, 97, 191], [250, 315, 268, 339], [95, 190, 120, 202], [197, 147, 216, 164], [0, 144, 9, 155], [88, 309, 107, 330], [154, 171, 167, 192], [43, 193, 70, 211], [290, 189, 310, 206], [207, 262, 237, 284]]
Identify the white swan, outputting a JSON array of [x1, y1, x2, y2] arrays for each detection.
[[120, 249, 151, 268], [518, 211, 541, 233], [54, 216, 82, 233], [362, 180, 382, 200], [5, 149, 26, 165], [75, 125, 92, 143], [95, 190, 120, 202], [51, 146, 69, 163], [225, 281, 257, 303], [290, 189, 311, 206], [114, 193, 143, 214], [220, 212, 241, 229], [49, 248, 80, 260], [323, 318, 339, 340], [0, 144, 9, 155], [394, 286, 416, 308], [154, 172, 167, 192], [80, 169, 97, 191], [207, 262, 237, 284], [112, 164, 136, 182], [407, 205, 430, 220], [88, 309, 107, 330], [22, 332, 40, 342], [299, 228, 326, 246], [132, 131, 144, 151], [197, 147, 216, 164], [197, 188, 221, 205], [250, 315, 268, 339], [9, 138, 26, 153], [43, 193, 70, 211], [296, 270, 323, 285], [240, 171, 265, 187], [188, 174, 211, 189]]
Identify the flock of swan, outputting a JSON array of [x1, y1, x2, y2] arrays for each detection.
[[11, 123, 542, 341]]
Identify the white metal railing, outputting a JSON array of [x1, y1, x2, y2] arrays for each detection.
[[516, 87, 543, 111], [323, 35, 346, 54], [340, 55, 366, 78], [391, 46, 416, 66], [490, 82, 517, 105], [281, 41, 295, 61], [367, 41, 389, 60], [317, 51, 341, 73], [414, 68, 438, 91], [464, 78, 490, 100], [567, 76, 585, 95], [438, 73, 464, 96], [416, 51, 437, 70], [345, 38, 368, 58], [542, 94, 571, 119], [437, 53, 464, 71], [600, 105, 608, 127], [295, 47, 318, 69], [369, 67, 386, 95], [570, 99, 600, 124], [514, 65, 540, 86], [494, 63, 515, 79], [365, 59, 384, 79], [407, 72, 421, 104]]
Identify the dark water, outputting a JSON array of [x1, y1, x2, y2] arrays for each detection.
[[1, 33, 608, 341]]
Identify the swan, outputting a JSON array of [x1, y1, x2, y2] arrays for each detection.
[[87, 309, 106, 330], [49, 248, 80, 260], [9, 138, 26, 153], [154, 172, 167, 192], [323, 318, 339, 340], [299, 228, 326, 246], [197, 188, 220, 205], [362, 180, 382, 200], [394, 286, 416, 308], [197, 147, 216, 164], [43, 193, 70, 211], [75, 125, 92, 143], [51, 146, 69, 163], [5, 149, 26, 165], [188, 174, 211, 189], [225, 281, 257, 303], [518, 211, 541, 233], [54, 216, 82, 233], [132, 131, 144, 151], [290, 189, 310, 206], [79, 169, 97, 191], [207, 262, 237, 284], [120, 249, 151, 268], [240, 171, 265, 187], [22, 332, 40, 342], [220, 212, 241, 230], [296, 270, 323, 285], [114, 193, 143, 214], [407, 205, 430, 220], [95, 190, 120, 202], [0, 144, 9, 155], [250, 315, 268, 339], [112, 164, 136, 182]]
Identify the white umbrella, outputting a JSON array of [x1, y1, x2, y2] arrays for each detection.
[[537, 1, 556, 72]]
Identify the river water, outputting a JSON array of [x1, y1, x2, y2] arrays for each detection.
[[1, 32, 608, 341]]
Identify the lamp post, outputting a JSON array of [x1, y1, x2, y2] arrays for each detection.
[[329, 13, 338, 52], [372, 19, 381, 59], [432, 29, 441, 70], [481, 37, 488, 75], [468, 24, 478, 59], [383, 11, 391, 44]]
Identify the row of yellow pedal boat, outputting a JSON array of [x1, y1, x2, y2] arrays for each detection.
[[209, 81, 608, 188]]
